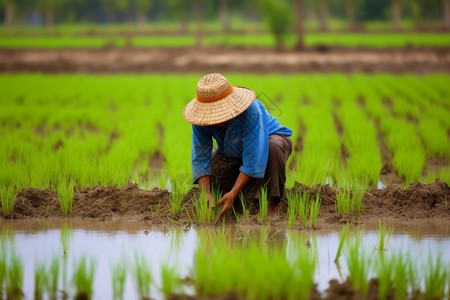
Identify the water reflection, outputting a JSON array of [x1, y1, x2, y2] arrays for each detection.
[[0, 221, 449, 300]]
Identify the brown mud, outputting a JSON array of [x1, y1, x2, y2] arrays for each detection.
[[0, 47, 449, 74], [4, 179, 449, 226], [168, 278, 431, 300]]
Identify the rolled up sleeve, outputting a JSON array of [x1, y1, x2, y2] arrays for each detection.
[[239, 105, 268, 178], [191, 125, 213, 184]]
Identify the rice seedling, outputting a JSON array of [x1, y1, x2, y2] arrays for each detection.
[[111, 261, 127, 300], [0, 250, 6, 298], [239, 193, 250, 221], [192, 189, 216, 224], [392, 252, 408, 300], [336, 183, 365, 214], [0, 186, 17, 216], [57, 180, 74, 216], [47, 257, 60, 300], [160, 261, 181, 298], [258, 186, 268, 223], [375, 219, 393, 253], [345, 234, 371, 295], [309, 192, 321, 227], [334, 223, 350, 262], [376, 255, 393, 300], [423, 253, 447, 300], [6, 253, 24, 300], [72, 256, 96, 300], [132, 252, 152, 300], [34, 262, 47, 300], [297, 192, 310, 227], [60, 220, 73, 255], [169, 191, 183, 216], [286, 191, 298, 228]]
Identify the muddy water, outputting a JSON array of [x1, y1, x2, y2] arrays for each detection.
[[1, 220, 450, 300]]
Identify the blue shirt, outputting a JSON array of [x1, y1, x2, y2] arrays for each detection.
[[191, 99, 292, 184]]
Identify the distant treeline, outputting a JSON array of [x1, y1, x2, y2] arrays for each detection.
[[0, 0, 448, 30]]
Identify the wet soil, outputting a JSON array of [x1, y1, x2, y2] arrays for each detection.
[[168, 278, 430, 300], [0, 47, 449, 74], [4, 179, 449, 227]]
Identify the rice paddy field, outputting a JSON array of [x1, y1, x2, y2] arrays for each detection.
[[0, 33, 449, 49], [0, 72, 449, 298]]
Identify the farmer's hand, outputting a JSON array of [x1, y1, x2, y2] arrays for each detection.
[[215, 191, 237, 223], [206, 192, 215, 207]]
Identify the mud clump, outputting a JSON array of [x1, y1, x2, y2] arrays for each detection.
[[13, 188, 62, 218], [4, 179, 450, 223], [72, 184, 170, 220], [364, 178, 450, 218], [10, 184, 170, 221]]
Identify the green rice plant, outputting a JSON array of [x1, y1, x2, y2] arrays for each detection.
[[192, 189, 216, 224], [0, 186, 17, 216], [297, 192, 310, 226], [6, 253, 24, 300], [169, 190, 183, 216], [72, 256, 96, 300], [57, 180, 74, 216], [376, 219, 393, 253], [376, 255, 393, 300], [418, 118, 450, 158], [160, 261, 181, 298], [392, 252, 408, 300], [258, 186, 268, 223], [345, 234, 371, 295], [111, 261, 127, 300], [239, 193, 250, 221], [286, 191, 298, 228], [60, 220, 73, 255], [0, 249, 6, 297], [47, 257, 60, 300], [132, 252, 152, 300], [423, 253, 447, 299], [336, 184, 365, 214], [407, 255, 419, 296], [334, 223, 350, 262], [309, 192, 320, 227], [34, 262, 47, 300]]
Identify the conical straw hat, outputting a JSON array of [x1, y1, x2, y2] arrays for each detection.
[[183, 73, 255, 126]]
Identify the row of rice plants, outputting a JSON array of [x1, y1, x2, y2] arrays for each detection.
[[1, 74, 449, 217], [194, 230, 317, 300], [1, 33, 450, 49]]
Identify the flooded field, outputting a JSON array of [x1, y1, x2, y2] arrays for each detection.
[[1, 220, 449, 300]]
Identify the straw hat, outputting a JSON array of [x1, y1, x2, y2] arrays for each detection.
[[183, 73, 255, 126]]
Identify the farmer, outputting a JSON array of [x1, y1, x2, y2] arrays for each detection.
[[183, 73, 292, 222]]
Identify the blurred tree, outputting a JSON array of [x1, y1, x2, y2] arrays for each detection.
[[391, 0, 402, 30], [102, 0, 117, 22], [294, 0, 304, 50], [344, 0, 364, 29], [116, 0, 131, 21], [219, 0, 229, 32], [260, 0, 293, 50], [135, 0, 152, 27], [444, 0, 450, 29], [194, 0, 203, 47], [318, 0, 328, 31], [167, 0, 190, 32], [0, 0, 14, 26], [38, 0, 60, 26]]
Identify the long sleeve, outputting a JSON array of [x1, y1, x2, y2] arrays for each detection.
[[191, 125, 213, 184], [239, 104, 269, 178]]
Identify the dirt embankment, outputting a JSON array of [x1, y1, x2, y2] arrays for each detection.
[[0, 47, 449, 74], [4, 179, 449, 225]]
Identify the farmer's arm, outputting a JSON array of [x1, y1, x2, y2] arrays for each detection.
[[191, 125, 215, 206], [215, 104, 268, 221]]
